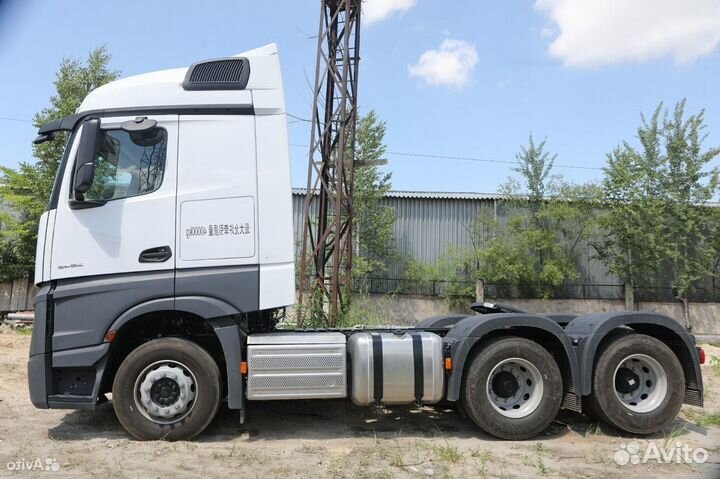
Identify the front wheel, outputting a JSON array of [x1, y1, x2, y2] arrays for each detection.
[[587, 334, 684, 434], [462, 336, 563, 440], [112, 337, 222, 441]]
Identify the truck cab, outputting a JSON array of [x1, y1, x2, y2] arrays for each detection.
[[29, 43, 294, 411]]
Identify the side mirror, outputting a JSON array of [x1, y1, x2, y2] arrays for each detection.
[[74, 162, 95, 197], [73, 119, 100, 200]]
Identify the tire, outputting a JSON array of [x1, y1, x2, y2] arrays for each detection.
[[587, 334, 684, 435], [462, 336, 563, 440], [112, 338, 222, 441]]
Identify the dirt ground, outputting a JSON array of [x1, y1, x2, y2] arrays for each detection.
[[0, 327, 718, 479]]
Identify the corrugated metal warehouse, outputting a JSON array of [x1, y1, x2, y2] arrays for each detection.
[[292, 189, 621, 298]]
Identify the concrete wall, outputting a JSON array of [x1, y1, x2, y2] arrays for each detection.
[[6, 280, 717, 334], [356, 294, 720, 335], [353, 294, 473, 325]]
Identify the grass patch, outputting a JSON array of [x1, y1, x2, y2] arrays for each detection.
[[699, 413, 720, 426], [521, 449, 550, 476], [14, 326, 33, 336], [471, 450, 492, 477], [326, 456, 350, 476], [433, 444, 462, 463], [683, 408, 720, 427], [664, 425, 686, 447], [296, 443, 327, 455], [389, 451, 404, 468], [709, 356, 720, 374], [521, 454, 550, 476], [536, 456, 550, 476], [585, 423, 603, 436]]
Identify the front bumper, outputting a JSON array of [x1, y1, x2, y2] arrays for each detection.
[[28, 354, 50, 408], [28, 282, 109, 410], [28, 343, 110, 410]]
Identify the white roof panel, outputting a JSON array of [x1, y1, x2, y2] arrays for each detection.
[[78, 43, 284, 115]]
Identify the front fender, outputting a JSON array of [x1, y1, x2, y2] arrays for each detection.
[[565, 311, 703, 404], [443, 314, 579, 402], [105, 296, 245, 409], [106, 295, 242, 334]]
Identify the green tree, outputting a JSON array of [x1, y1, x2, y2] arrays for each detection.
[[662, 101, 720, 327], [479, 137, 597, 298], [351, 111, 395, 279], [0, 47, 119, 280], [710, 207, 720, 293], [596, 100, 720, 327], [594, 113, 669, 304], [511, 134, 556, 204], [429, 135, 598, 302]]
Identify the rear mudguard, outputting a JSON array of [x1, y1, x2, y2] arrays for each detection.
[[442, 314, 580, 404], [564, 311, 703, 406]]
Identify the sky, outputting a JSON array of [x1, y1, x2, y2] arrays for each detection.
[[0, 0, 719, 193]]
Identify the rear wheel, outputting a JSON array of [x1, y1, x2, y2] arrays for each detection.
[[587, 334, 684, 434], [112, 337, 222, 441], [462, 337, 563, 440]]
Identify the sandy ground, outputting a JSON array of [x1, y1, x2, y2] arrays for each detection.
[[0, 327, 718, 479]]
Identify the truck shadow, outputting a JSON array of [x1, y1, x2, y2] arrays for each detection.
[[203, 400, 494, 442], [47, 400, 707, 443]]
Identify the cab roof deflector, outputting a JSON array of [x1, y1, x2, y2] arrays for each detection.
[[34, 113, 86, 144]]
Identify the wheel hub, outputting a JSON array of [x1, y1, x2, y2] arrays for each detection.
[[134, 361, 197, 424], [613, 354, 667, 413], [615, 367, 640, 395], [150, 377, 181, 406], [486, 358, 544, 419], [492, 371, 519, 398]]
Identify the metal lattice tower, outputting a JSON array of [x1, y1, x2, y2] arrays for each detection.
[[298, 0, 361, 326]]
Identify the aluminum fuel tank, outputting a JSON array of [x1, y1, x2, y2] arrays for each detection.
[[347, 331, 444, 406]]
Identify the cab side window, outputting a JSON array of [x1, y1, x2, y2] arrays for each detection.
[[82, 127, 167, 201]]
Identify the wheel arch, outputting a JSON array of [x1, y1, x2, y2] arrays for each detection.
[[566, 312, 703, 406], [101, 296, 246, 410], [443, 314, 580, 409], [107, 296, 242, 334]]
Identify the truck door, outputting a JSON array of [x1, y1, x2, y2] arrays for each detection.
[[49, 115, 178, 281], [173, 115, 260, 313]]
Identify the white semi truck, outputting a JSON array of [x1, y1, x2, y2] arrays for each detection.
[[28, 44, 705, 441]]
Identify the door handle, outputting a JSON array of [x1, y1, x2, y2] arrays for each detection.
[[139, 246, 172, 263]]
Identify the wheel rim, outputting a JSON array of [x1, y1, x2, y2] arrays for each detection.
[[613, 353, 667, 413], [486, 357, 544, 418], [133, 360, 197, 424]]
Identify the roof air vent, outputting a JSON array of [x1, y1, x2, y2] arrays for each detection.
[[182, 57, 251, 91]]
